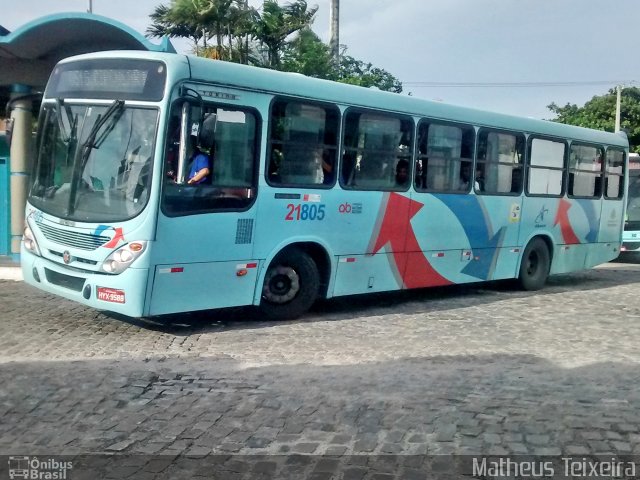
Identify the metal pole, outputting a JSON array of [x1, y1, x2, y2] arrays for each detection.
[[88, 0, 93, 13], [615, 85, 622, 133], [329, 0, 339, 66], [8, 85, 33, 257]]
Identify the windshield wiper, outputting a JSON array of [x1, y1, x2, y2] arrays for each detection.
[[66, 100, 125, 216], [82, 100, 125, 153], [55, 99, 78, 171], [55, 98, 74, 143]]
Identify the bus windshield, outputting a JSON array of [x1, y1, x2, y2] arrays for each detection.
[[29, 102, 158, 222]]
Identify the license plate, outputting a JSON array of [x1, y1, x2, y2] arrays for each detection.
[[96, 287, 126, 304]]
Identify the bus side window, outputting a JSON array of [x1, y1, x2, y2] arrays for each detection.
[[341, 110, 413, 191], [162, 105, 259, 215], [526, 137, 565, 196], [415, 120, 474, 193], [604, 148, 625, 199], [477, 129, 525, 195], [267, 99, 339, 188], [568, 144, 603, 198]]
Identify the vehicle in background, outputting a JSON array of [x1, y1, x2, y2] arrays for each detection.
[[622, 153, 640, 257]]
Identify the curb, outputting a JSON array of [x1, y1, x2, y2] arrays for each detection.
[[0, 266, 22, 281]]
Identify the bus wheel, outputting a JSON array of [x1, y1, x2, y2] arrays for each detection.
[[260, 248, 319, 320], [518, 238, 550, 291]]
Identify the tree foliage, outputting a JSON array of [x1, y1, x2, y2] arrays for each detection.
[[281, 28, 334, 77], [338, 55, 402, 93], [147, 0, 403, 93], [281, 28, 402, 93], [147, 3, 204, 52], [148, 0, 255, 60], [548, 87, 640, 153], [251, 0, 318, 69]]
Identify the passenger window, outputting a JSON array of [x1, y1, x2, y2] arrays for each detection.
[[162, 103, 259, 215], [477, 130, 524, 195], [568, 144, 603, 198], [604, 148, 624, 200], [527, 137, 566, 196], [341, 110, 413, 191], [268, 100, 339, 187], [415, 121, 474, 192]]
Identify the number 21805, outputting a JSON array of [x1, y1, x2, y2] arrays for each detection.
[[285, 203, 326, 221]]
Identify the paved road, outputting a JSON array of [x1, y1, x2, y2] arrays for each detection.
[[1, 261, 640, 478]]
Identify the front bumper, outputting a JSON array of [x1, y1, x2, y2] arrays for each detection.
[[621, 235, 640, 253], [21, 246, 149, 317]]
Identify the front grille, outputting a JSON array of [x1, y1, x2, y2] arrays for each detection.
[[44, 268, 86, 292], [49, 250, 98, 266], [36, 221, 110, 250]]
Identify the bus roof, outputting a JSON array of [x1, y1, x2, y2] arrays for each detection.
[[58, 50, 629, 148]]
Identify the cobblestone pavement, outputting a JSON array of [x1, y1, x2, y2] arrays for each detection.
[[1, 261, 640, 478]]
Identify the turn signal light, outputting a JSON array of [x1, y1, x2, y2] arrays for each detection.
[[129, 242, 144, 252]]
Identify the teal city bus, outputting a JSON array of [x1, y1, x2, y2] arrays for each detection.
[[622, 153, 640, 256], [21, 51, 628, 319]]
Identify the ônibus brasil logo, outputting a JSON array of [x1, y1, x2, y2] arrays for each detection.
[[8, 456, 72, 479]]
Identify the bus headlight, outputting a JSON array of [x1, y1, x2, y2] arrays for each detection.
[[102, 241, 147, 274], [23, 224, 41, 256]]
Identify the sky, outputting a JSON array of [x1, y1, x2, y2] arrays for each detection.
[[1, 0, 638, 120]]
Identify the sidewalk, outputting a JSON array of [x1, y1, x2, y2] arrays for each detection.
[[0, 256, 22, 281]]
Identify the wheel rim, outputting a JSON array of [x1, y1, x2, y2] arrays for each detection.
[[526, 250, 539, 276], [262, 265, 300, 304]]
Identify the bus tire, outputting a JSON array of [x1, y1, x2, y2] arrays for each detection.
[[518, 238, 550, 291], [260, 248, 319, 320]]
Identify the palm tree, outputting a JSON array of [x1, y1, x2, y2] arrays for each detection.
[[160, 0, 255, 61], [146, 4, 204, 54], [167, 0, 230, 58], [147, 0, 316, 67], [225, 0, 258, 63], [251, 0, 318, 69]]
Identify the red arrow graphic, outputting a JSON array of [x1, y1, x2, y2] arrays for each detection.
[[103, 227, 125, 249], [369, 193, 451, 289], [554, 199, 580, 245]]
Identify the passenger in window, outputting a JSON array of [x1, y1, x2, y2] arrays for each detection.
[[459, 163, 472, 190], [475, 166, 485, 192], [321, 150, 334, 185], [187, 136, 211, 185], [395, 159, 409, 187], [510, 168, 522, 193], [459, 163, 483, 191], [415, 159, 425, 189], [268, 149, 283, 183]]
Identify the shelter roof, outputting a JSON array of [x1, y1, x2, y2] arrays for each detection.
[[0, 13, 175, 112]]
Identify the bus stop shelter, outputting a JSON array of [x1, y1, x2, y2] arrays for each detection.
[[0, 13, 175, 258]]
